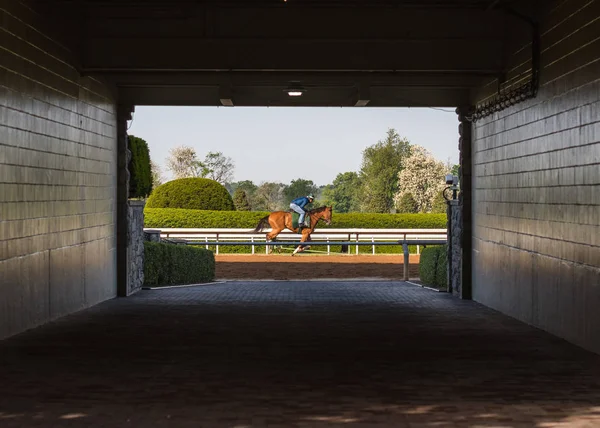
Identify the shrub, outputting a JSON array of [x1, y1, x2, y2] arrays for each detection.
[[396, 193, 418, 213], [146, 178, 234, 211], [144, 208, 447, 229], [128, 135, 152, 198], [233, 189, 251, 211], [145, 208, 269, 228], [431, 191, 448, 214], [435, 247, 447, 287], [144, 209, 446, 255], [419, 245, 447, 289], [144, 242, 215, 286]]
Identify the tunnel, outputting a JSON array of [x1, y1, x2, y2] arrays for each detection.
[[1, 0, 599, 425]]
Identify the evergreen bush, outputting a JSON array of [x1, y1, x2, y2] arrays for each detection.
[[128, 135, 153, 198], [146, 178, 234, 211], [144, 242, 215, 286], [418, 245, 447, 289]]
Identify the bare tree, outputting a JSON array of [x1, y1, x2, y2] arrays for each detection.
[[202, 151, 235, 184]]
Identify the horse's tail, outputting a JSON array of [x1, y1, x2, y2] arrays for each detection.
[[253, 215, 270, 233]]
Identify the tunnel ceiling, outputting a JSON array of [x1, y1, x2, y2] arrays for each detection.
[[41, 0, 547, 106]]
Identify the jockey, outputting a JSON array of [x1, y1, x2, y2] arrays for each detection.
[[290, 194, 315, 228]]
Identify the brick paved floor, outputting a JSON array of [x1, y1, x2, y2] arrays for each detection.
[[1, 281, 599, 427]]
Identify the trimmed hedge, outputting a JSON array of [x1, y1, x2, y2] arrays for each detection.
[[146, 178, 234, 211], [144, 208, 447, 229], [144, 241, 215, 286], [128, 135, 152, 198], [145, 208, 268, 228], [418, 245, 447, 289], [144, 208, 446, 254]]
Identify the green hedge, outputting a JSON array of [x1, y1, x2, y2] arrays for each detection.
[[144, 208, 446, 229], [144, 241, 215, 286], [144, 209, 446, 254], [128, 135, 152, 198], [146, 178, 234, 211], [419, 245, 447, 289]]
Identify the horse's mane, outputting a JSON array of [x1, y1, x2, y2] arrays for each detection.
[[308, 206, 329, 214]]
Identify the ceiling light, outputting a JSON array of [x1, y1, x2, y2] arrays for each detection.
[[285, 82, 306, 97], [219, 84, 234, 106], [354, 83, 370, 107]]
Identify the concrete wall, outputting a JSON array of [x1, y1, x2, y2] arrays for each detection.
[[0, 1, 118, 339], [471, 0, 600, 354]]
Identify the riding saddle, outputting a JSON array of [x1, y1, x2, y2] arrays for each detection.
[[290, 211, 311, 229]]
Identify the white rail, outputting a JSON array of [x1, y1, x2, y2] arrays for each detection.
[[144, 228, 447, 255]]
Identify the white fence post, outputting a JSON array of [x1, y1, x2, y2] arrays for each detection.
[[145, 228, 448, 257]]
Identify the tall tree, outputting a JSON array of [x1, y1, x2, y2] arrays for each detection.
[[358, 128, 411, 213], [283, 178, 319, 205], [202, 151, 235, 184], [396, 192, 419, 213], [395, 145, 449, 213], [316, 184, 334, 207], [233, 189, 251, 211], [451, 164, 460, 177], [165, 145, 204, 179], [227, 180, 258, 209], [430, 190, 448, 214], [329, 171, 361, 213], [254, 182, 285, 211]]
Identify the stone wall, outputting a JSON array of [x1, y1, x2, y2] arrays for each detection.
[[470, 0, 600, 354], [447, 201, 462, 297], [0, 1, 118, 339], [127, 201, 146, 295]]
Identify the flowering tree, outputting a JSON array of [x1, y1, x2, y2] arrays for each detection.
[[394, 145, 449, 213], [165, 146, 205, 179], [165, 147, 235, 184]]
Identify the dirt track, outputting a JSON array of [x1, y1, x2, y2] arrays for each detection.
[[215, 254, 420, 280]]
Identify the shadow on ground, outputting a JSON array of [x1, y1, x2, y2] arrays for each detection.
[[1, 281, 599, 427]]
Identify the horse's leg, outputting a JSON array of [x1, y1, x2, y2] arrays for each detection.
[[266, 228, 283, 254], [292, 230, 310, 256]]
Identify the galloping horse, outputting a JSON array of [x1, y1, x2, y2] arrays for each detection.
[[253, 206, 333, 256]]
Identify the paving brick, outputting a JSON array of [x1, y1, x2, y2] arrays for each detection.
[[0, 281, 599, 427]]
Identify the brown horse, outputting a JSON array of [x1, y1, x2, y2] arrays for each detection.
[[253, 206, 333, 256]]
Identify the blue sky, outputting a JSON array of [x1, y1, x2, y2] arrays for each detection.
[[128, 106, 459, 186]]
